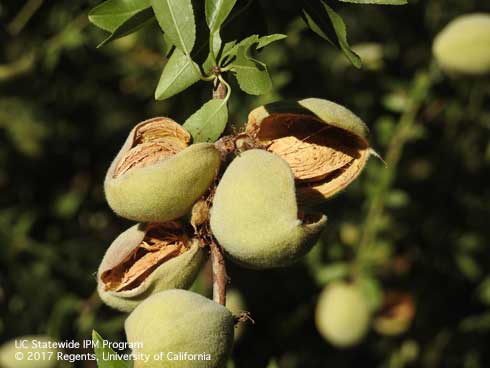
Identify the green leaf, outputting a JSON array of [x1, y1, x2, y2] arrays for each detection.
[[220, 34, 259, 62], [231, 46, 271, 95], [338, 0, 407, 4], [202, 34, 224, 73], [303, 0, 361, 68], [89, 0, 151, 32], [202, 52, 215, 75], [222, 40, 237, 55], [92, 330, 131, 368], [162, 33, 175, 57], [257, 34, 287, 49], [205, 0, 238, 32], [155, 48, 201, 100], [217, 40, 237, 66], [211, 31, 222, 58], [220, 34, 286, 65], [183, 99, 228, 142], [222, 34, 285, 94], [151, 0, 196, 55], [97, 7, 154, 47]]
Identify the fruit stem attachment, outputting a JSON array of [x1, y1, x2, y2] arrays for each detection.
[[209, 238, 228, 305], [209, 75, 229, 305], [212, 75, 227, 100]]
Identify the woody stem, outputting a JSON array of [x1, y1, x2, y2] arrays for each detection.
[[209, 76, 229, 305], [209, 238, 228, 305]]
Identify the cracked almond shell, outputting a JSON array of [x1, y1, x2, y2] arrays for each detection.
[[210, 149, 327, 269], [247, 98, 371, 205], [104, 117, 221, 222], [97, 222, 206, 312], [125, 289, 234, 368], [433, 13, 490, 75], [315, 282, 371, 348]]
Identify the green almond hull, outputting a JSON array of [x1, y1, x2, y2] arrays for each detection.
[[315, 282, 371, 348], [433, 13, 490, 75], [125, 290, 234, 368], [105, 143, 221, 222], [210, 150, 326, 269]]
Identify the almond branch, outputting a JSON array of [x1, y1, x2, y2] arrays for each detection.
[[210, 76, 229, 305]]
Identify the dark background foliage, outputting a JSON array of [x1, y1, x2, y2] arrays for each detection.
[[1, 0, 489, 367]]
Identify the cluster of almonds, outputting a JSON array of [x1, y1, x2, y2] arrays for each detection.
[[98, 98, 372, 367]]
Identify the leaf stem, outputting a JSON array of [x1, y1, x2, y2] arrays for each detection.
[[201, 74, 216, 82], [220, 64, 233, 73], [213, 74, 231, 101]]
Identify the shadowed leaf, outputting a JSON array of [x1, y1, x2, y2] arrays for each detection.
[[183, 99, 228, 142]]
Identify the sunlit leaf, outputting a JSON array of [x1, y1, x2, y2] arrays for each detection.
[[203, 52, 215, 74], [202, 33, 225, 73], [89, 0, 151, 32], [217, 40, 237, 66], [231, 46, 271, 95], [211, 31, 222, 58], [97, 8, 154, 47], [221, 34, 259, 62], [151, 0, 196, 55], [257, 34, 287, 49], [221, 40, 237, 55], [205, 0, 238, 32], [155, 48, 201, 100]]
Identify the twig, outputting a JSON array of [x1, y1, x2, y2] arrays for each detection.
[[7, 0, 45, 35], [209, 239, 228, 305], [356, 71, 432, 264], [0, 53, 35, 81]]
